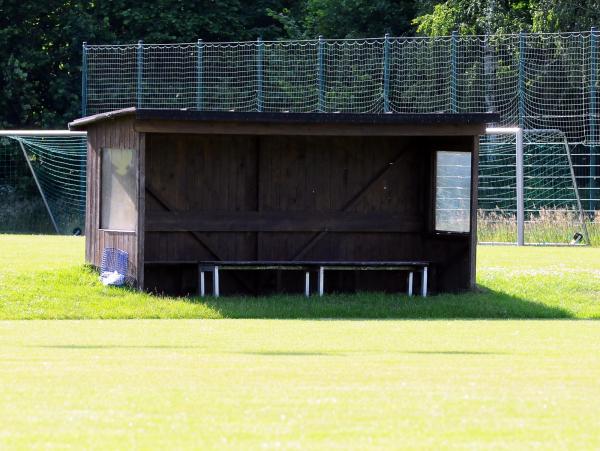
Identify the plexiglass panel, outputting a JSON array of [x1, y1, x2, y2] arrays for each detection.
[[101, 148, 136, 231], [435, 151, 471, 233]]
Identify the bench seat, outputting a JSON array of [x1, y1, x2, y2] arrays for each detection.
[[194, 260, 429, 298]]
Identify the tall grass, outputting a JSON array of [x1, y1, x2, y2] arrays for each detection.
[[478, 208, 600, 246]]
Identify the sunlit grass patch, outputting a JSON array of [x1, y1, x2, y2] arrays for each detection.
[[0, 234, 598, 319]]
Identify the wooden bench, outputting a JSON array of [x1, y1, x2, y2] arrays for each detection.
[[196, 260, 429, 298]]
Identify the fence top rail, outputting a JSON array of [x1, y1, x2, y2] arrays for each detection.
[[83, 30, 597, 48]]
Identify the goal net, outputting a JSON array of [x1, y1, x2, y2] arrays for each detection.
[[479, 128, 589, 245], [0, 133, 86, 235]]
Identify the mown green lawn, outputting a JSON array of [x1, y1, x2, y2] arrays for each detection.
[[0, 234, 598, 319], [1, 235, 599, 448], [1, 319, 600, 449]]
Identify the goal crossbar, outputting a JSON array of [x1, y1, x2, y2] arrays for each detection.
[[0, 130, 87, 137]]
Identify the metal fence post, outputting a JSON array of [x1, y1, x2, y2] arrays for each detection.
[[383, 33, 391, 113], [450, 31, 458, 113], [196, 39, 204, 111], [518, 32, 526, 128], [257, 37, 264, 112], [81, 42, 88, 116], [318, 36, 325, 112], [590, 27, 598, 212], [136, 40, 143, 109]]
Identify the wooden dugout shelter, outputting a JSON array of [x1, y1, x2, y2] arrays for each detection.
[[69, 108, 495, 296]]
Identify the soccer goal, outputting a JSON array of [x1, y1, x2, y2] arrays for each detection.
[[479, 127, 589, 245], [0, 131, 87, 235]]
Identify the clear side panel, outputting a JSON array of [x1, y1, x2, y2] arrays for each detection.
[[101, 148, 136, 231], [435, 150, 472, 233]]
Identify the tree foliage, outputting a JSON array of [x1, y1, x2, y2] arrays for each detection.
[[268, 0, 418, 38], [412, 0, 600, 36], [0, 0, 290, 128], [0, 0, 598, 129]]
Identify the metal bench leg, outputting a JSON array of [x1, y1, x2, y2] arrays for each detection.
[[213, 266, 220, 297], [318, 266, 325, 297], [305, 271, 310, 297], [407, 272, 413, 297], [199, 268, 205, 297], [421, 267, 428, 297]]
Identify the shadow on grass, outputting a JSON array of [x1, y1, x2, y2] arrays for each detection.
[[28, 347, 339, 356], [0, 264, 576, 320], [26, 347, 511, 356], [28, 345, 211, 349], [401, 351, 509, 355], [182, 285, 572, 320]]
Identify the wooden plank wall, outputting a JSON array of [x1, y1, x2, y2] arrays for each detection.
[[144, 133, 474, 294], [85, 116, 142, 284]]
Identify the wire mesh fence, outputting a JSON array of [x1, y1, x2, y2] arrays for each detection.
[[83, 32, 600, 215], [3, 32, 600, 240]]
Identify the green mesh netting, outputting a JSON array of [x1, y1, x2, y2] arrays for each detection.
[[83, 33, 600, 213], [479, 130, 588, 244], [0, 136, 86, 235]]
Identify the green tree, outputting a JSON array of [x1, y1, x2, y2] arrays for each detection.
[[412, 0, 534, 36], [0, 0, 289, 129], [412, 0, 600, 36], [269, 0, 418, 39], [531, 0, 600, 32]]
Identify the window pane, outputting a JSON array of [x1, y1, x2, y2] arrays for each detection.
[[435, 151, 471, 233], [101, 148, 136, 230]]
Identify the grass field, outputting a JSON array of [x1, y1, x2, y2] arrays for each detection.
[[1, 235, 599, 448], [0, 234, 598, 319], [2, 320, 600, 449]]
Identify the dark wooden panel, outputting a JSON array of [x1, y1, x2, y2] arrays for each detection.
[[146, 211, 423, 232], [135, 119, 487, 137], [142, 132, 477, 294]]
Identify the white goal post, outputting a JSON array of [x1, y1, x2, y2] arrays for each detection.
[[484, 127, 589, 246]]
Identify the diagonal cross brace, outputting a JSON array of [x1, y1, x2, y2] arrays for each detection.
[[291, 149, 410, 260], [145, 185, 256, 294]]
